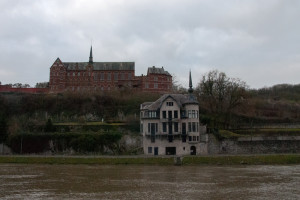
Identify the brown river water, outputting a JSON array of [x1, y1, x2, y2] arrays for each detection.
[[0, 164, 299, 200]]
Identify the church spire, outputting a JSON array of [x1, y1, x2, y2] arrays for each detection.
[[188, 70, 193, 94], [89, 46, 93, 64]]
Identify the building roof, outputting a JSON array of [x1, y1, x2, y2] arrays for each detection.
[[141, 93, 198, 111], [62, 62, 135, 71], [147, 66, 171, 76], [53, 47, 135, 71]]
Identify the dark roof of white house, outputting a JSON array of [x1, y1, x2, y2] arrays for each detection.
[[141, 94, 198, 111]]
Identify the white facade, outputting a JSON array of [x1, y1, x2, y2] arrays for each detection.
[[140, 94, 207, 156]]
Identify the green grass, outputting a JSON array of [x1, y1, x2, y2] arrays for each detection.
[[0, 154, 300, 165], [0, 156, 174, 165], [235, 128, 300, 136], [218, 130, 247, 139]]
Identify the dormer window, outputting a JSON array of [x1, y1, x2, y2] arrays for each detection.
[[166, 102, 173, 106]]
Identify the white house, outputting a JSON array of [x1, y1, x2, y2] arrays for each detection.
[[140, 72, 207, 156]]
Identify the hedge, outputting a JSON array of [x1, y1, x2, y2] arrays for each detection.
[[7, 132, 122, 154]]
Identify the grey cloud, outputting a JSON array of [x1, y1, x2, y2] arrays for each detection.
[[0, 0, 299, 88]]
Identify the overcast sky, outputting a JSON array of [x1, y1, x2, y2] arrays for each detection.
[[0, 0, 299, 89]]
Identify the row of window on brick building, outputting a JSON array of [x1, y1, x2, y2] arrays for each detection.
[[52, 71, 169, 82], [145, 83, 156, 89], [52, 71, 134, 81], [50, 85, 113, 91], [52, 78, 161, 90], [142, 109, 199, 119], [51, 81, 163, 90]]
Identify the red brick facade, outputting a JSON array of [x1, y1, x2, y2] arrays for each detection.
[[49, 48, 172, 93]]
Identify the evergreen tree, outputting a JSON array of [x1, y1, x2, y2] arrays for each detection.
[[0, 113, 8, 143], [45, 118, 56, 132]]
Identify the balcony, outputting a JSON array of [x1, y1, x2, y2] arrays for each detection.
[[168, 132, 181, 135], [141, 116, 160, 120], [145, 132, 180, 136], [161, 118, 180, 122]]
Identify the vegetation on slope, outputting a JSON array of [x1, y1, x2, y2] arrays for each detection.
[[0, 70, 299, 155], [194, 71, 299, 129]]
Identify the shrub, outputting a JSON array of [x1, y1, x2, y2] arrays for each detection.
[[7, 132, 122, 154], [44, 118, 56, 132], [70, 134, 97, 153], [0, 113, 8, 143]]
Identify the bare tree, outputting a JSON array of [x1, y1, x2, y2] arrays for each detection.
[[12, 83, 31, 88], [171, 74, 181, 93], [13, 83, 22, 88], [35, 82, 49, 88], [23, 84, 30, 88], [196, 70, 248, 128]]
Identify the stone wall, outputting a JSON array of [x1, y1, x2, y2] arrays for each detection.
[[206, 134, 300, 154], [119, 135, 143, 153], [238, 123, 300, 129], [3, 134, 300, 155]]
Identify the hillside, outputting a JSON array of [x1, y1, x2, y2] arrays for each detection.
[[196, 83, 300, 128], [0, 84, 299, 137]]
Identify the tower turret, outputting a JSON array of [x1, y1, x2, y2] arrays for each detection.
[[188, 70, 194, 94], [89, 46, 93, 64]]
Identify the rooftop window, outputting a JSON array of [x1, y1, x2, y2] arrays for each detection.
[[166, 102, 173, 106]]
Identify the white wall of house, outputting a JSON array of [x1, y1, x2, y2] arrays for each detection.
[[141, 94, 207, 156], [143, 137, 207, 156]]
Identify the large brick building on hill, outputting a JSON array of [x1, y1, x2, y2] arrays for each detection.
[[49, 47, 172, 93]]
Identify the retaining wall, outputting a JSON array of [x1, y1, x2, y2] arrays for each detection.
[[207, 134, 300, 154], [2, 134, 300, 155]]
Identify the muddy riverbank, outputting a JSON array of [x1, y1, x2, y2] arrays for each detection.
[[0, 154, 300, 165]]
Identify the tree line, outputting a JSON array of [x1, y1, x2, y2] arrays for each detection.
[[0, 82, 49, 88], [174, 70, 300, 129]]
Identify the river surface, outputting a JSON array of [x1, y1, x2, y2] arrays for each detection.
[[0, 164, 299, 200]]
